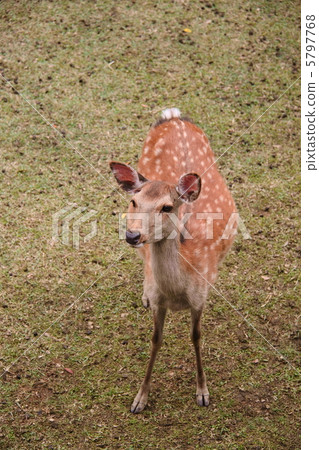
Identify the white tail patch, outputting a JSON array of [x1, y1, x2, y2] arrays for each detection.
[[161, 107, 181, 120]]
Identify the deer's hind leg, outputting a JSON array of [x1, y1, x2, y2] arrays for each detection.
[[191, 308, 209, 407]]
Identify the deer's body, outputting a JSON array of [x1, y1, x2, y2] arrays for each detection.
[[138, 112, 236, 313], [110, 108, 237, 413]]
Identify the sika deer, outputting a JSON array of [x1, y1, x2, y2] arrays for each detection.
[[110, 108, 237, 413]]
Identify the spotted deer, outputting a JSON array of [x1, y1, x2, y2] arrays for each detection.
[[110, 108, 237, 413]]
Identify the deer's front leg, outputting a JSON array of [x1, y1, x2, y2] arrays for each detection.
[[141, 253, 155, 308], [191, 308, 209, 407], [131, 306, 166, 413]]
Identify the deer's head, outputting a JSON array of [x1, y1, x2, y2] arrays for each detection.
[[110, 162, 201, 247]]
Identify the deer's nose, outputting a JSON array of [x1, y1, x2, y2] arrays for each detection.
[[126, 230, 141, 246]]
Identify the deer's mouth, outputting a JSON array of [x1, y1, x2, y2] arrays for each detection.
[[128, 238, 147, 248], [131, 242, 145, 248]]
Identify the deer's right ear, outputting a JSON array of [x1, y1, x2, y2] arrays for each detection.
[[109, 162, 148, 193]]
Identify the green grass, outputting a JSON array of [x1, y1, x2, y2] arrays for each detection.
[[0, 0, 300, 448]]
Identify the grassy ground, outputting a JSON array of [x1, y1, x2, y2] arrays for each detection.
[[0, 0, 300, 448]]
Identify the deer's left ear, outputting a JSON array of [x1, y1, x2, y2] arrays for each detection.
[[176, 173, 201, 203], [109, 162, 148, 193]]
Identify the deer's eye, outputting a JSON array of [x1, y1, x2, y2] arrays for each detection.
[[131, 199, 137, 208], [161, 205, 173, 213]]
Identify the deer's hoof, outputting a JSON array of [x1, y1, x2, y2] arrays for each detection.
[[131, 391, 148, 413], [130, 401, 146, 414], [196, 394, 209, 407]]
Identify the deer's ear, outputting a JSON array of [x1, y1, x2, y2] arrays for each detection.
[[176, 173, 201, 203], [109, 162, 148, 193]]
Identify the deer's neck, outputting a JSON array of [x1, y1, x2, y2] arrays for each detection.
[[150, 235, 185, 296]]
